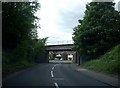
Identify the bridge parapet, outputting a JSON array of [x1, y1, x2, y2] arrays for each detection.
[[45, 44, 82, 65], [46, 40, 73, 45], [45, 44, 73, 51]]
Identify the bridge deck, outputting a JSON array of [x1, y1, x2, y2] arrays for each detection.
[[45, 44, 74, 51]]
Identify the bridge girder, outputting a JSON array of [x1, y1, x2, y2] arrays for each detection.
[[45, 44, 73, 51]]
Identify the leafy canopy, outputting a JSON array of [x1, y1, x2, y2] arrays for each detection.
[[72, 2, 120, 60], [2, 2, 40, 50]]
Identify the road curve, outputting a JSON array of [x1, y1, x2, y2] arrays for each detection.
[[2, 61, 117, 88]]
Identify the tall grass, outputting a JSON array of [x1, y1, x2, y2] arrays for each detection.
[[81, 44, 120, 76]]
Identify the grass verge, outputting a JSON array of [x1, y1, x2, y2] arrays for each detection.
[[81, 44, 120, 77]]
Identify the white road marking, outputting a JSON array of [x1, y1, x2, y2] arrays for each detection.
[[77, 68, 87, 71], [52, 66, 54, 70], [51, 71, 54, 77], [54, 64, 57, 67], [54, 82, 59, 88]]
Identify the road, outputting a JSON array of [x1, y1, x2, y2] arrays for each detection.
[[2, 60, 117, 88]]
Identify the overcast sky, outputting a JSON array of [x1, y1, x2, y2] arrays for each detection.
[[36, 0, 120, 45]]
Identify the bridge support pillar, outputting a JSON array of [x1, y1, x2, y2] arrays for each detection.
[[76, 52, 79, 65], [80, 56, 82, 64], [73, 52, 77, 63], [76, 52, 82, 65]]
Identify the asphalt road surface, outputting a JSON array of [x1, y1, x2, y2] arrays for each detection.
[[2, 60, 117, 88]]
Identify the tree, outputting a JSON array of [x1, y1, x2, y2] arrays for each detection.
[[2, 2, 40, 50], [34, 37, 48, 57], [2, 2, 42, 69], [72, 2, 120, 60]]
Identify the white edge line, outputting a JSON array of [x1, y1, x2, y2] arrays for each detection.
[[54, 82, 59, 88], [51, 71, 54, 77]]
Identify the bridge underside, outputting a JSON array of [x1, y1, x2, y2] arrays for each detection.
[[46, 49, 72, 51], [45, 44, 73, 51], [36, 44, 82, 65]]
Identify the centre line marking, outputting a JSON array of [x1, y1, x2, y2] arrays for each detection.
[[54, 64, 57, 67], [52, 66, 54, 70], [54, 82, 59, 88], [51, 71, 54, 77]]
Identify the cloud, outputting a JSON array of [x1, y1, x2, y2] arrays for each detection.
[[37, 0, 119, 45], [37, 0, 90, 45]]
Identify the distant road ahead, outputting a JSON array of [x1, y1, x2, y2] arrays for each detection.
[[2, 60, 116, 88]]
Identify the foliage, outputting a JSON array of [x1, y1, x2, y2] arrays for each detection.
[[2, 2, 40, 50], [34, 37, 48, 57], [81, 44, 120, 76], [2, 37, 48, 77], [72, 2, 120, 60], [2, 2, 49, 77], [10, 40, 35, 63]]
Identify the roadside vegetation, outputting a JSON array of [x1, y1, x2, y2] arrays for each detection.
[[81, 44, 120, 76], [72, 2, 120, 76], [2, 2, 48, 78]]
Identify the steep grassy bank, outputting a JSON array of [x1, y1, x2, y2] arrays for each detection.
[[81, 44, 120, 76]]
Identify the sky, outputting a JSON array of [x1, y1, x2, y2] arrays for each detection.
[[36, 0, 120, 45]]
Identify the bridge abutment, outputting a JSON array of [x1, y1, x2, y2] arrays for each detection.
[[73, 52, 82, 65]]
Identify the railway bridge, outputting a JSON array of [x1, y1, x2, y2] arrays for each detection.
[[36, 44, 82, 65]]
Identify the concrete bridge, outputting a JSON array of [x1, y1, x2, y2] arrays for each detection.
[[35, 44, 82, 65], [45, 44, 73, 51], [45, 44, 82, 65]]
